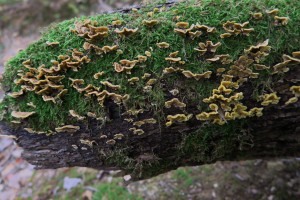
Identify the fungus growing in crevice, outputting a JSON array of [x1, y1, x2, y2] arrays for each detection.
[[69, 110, 85, 120], [274, 16, 289, 26], [114, 27, 138, 37], [142, 19, 159, 27], [101, 81, 121, 90], [164, 98, 186, 108], [252, 12, 263, 20], [156, 42, 170, 49], [285, 97, 298, 105], [165, 114, 193, 127], [261, 92, 281, 106], [93, 71, 105, 79], [169, 89, 179, 96], [181, 70, 212, 80], [128, 77, 140, 84], [11, 111, 35, 119], [290, 86, 300, 96], [206, 54, 232, 64], [194, 41, 221, 55], [55, 125, 80, 133]]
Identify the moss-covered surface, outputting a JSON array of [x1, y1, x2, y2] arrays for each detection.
[[2, 0, 299, 131]]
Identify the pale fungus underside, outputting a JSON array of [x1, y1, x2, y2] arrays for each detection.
[[0, 0, 300, 179]]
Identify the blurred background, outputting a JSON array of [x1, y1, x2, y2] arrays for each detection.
[[0, 0, 299, 199]]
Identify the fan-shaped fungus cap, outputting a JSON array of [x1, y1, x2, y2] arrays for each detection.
[[207, 54, 232, 64], [220, 33, 232, 38], [102, 45, 119, 54], [272, 60, 291, 74], [55, 125, 80, 133], [11, 111, 35, 119], [266, 9, 279, 16], [290, 86, 300, 96], [101, 81, 121, 90], [156, 42, 170, 49], [261, 92, 281, 106], [165, 98, 186, 108], [143, 20, 159, 27], [166, 114, 193, 127], [128, 77, 140, 84], [93, 71, 105, 79], [182, 70, 212, 80], [69, 110, 85, 120], [137, 55, 147, 63], [112, 20, 122, 26], [282, 54, 300, 63], [165, 57, 181, 63], [142, 73, 151, 79], [194, 41, 221, 55], [195, 23, 216, 33], [252, 12, 263, 20], [163, 67, 183, 74], [8, 89, 25, 98], [254, 64, 270, 70], [274, 16, 289, 25], [176, 22, 189, 28], [114, 27, 138, 37], [130, 128, 145, 135]]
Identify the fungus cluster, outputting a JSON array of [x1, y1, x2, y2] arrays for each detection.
[[260, 92, 281, 106], [114, 27, 138, 37], [165, 114, 193, 127], [194, 41, 221, 55], [83, 42, 118, 55], [71, 19, 109, 41], [114, 59, 139, 74], [164, 98, 186, 108], [220, 21, 254, 38], [174, 22, 202, 40]]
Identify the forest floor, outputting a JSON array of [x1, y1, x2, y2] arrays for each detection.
[[0, 1, 299, 199]]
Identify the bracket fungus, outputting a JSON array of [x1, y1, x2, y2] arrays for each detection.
[[71, 20, 109, 41], [164, 98, 186, 108], [181, 70, 212, 80], [165, 51, 183, 63], [114, 27, 138, 37], [113, 59, 139, 74], [194, 23, 216, 33], [100, 81, 121, 90], [174, 23, 202, 39], [252, 12, 263, 20], [142, 19, 159, 27], [93, 71, 105, 79], [266, 9, 279, 16], [55, 125, 80, 133], [285, 97, 298, 105], [11, 111, 35, 119], [290, 86, 300, 96], [129, 128, 145, 135], [156, 42, 170, 49], [206, 54, 232, 64], [165, 114, 193, 127], [261, 92, 281, 106], [69, 110, 85, 120], [222, 21, 254, 37], [274, 16, 289, 26], [194, 41, 221, 55]]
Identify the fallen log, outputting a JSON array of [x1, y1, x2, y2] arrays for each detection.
[[0, 0, 299, 181]]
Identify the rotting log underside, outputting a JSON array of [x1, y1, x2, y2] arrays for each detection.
[[0, 66, 299, 181]]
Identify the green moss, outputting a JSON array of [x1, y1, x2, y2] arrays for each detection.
[[1, 0, 300, 131]]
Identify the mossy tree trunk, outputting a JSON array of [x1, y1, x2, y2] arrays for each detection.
[[1, 66, 299, 181]]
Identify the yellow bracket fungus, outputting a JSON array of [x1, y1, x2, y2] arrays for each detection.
[[274, 16, 289, 26], [165, 114, 193, 127], [142, 19, 159, 27], [195, 23, 216, 33], [261, 92, 281, 106], [129, 128, 145, 135], [252, 12, 263, 20], [206, 54, 232, 64], [164, 98, 186, 108], [128, 77, 140, 84], [112, 20, 122, 26], [266, 9, 279, 16], [156, 42, 170, 49], [146, 79, 157, 86], [285, 97, 298, 105], [71, 20, 109, 41], [290, 86, 300, 96]]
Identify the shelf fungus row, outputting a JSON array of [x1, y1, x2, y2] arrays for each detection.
[[12, 51, 90, 104]]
